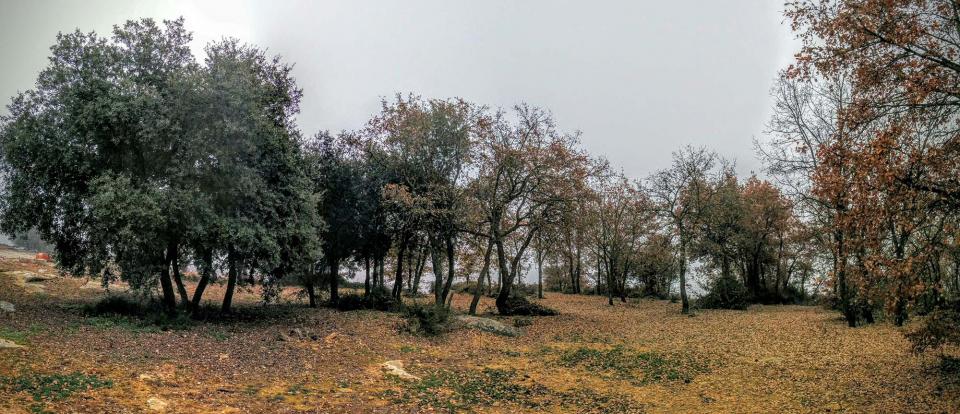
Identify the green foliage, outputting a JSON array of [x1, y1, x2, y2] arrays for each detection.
[[81, 295, 192, 332], [2, 371, 112, 412], [553, 345, 710, 385], [0, 327, 31, 345], [497, 296, 558, 316], [697, 275, 751, 310], [333, 289, 400, 312], [401, 303, 451, 336]]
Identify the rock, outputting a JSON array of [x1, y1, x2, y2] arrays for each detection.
[[825, 402, 842, 412], [381, 360, 420, 381], [324, 332, 339, 344], [277, 332, 293, 342], [0, 338, 24, 349], [146, 397, 168, 411], [454, 315, 521, 337], [0, 301, 14, 313]]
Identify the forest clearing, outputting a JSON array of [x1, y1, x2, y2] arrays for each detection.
[[0, 253, 956, 413], [3, 1, 960, 412]]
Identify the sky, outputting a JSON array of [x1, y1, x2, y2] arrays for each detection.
[[0, 0, 801, 179]]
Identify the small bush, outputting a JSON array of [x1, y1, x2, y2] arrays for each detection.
[[513, 318, 533, 328], [498, 296, 558, 316], [333, 288, 400, 312], [334, 294, 367, 311], [906, 306, 960, 353], [401, 303, 451, 336], [82, 296, 192, 331], [85, 295, 147, 317], [697, 276, 750, 310]]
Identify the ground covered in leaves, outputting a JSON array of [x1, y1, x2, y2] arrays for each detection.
[[0, 255, 957, 413]]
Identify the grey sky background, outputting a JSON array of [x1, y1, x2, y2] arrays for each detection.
[[0, 0, 800, 179]]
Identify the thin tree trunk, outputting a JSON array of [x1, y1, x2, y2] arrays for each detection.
[[679, 238, 689, 314], [364, 255, 371, 296], [159, 247, 177, 315], [169, 242, 189, 306], [470, 238, 494, 315], [221, 246, 238, 313], [431, 236, 445, 305], [191, 248, 213, 311], [392, 240, 407, 300], [537, 252, 544, 299], [440, 235, 456, 306], [306, 282, 317, 307], [412, 248, 426, 293], [329, 256, 340, 304]]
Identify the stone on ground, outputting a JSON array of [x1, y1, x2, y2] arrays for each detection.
[[454, 315, 520, 337], [381, 360, 420, 381], [0, 338, 24, 349], [0, 301, 14, 313]]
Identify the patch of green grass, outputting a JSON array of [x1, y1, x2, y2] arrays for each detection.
[[0, 327, 30, 345], [1, 371, 112, 413], [554, 345, 710, 385], [208, 329, 230, 341], [382, 367, 644, 413], [82, 315, 162, 333], [399, 345, 417, 353], [385, 367, 544, 410]]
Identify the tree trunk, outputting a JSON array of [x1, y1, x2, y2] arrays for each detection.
[[221, 246, 238, 313], [306, 282, 317, 307], [364, 256, 371, 296], [392, 240, 407, 300], [537, 252, 544, 299], [159, 247, 177, 315], [440, 235, 456, 307], [169, 242, 189, 307], [329, 256, 340, 304], [679, 239, 689, 314], [430, 236, 445, 305], [191, 248, 213, 311], [412, 248, 426, 294], [470, 238, 494, 315]]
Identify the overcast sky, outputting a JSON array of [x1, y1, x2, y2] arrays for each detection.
[[0, 0, 799, 179]]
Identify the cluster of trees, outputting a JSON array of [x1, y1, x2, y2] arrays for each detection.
[[0, 18, 821, 319], [762, 0, 960, 348], [5, 9, 958, 353]]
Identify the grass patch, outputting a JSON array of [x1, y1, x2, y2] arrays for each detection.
[[382, 367, 643, 413], [0, 327, 30, 345], [553, 345, 710, 385], [1, 371, 112, 413], [81, 296, 194, 332]]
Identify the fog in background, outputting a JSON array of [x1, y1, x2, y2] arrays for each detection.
[[0, 0, 799, 180]]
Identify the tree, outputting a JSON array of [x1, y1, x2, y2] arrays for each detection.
[[0, 18, 197, 313], [647, 146, 718, 314], [470, 105, 589, 314]]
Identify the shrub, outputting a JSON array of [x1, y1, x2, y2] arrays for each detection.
[[497, 296, 558, 316], [333, 288, 399, 312], [401, 303, 451, 336], [697, 276, 750, 310], [84, 295, 148, 317], [906, 305, 960, 353], [82, 296, 192, 331]]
